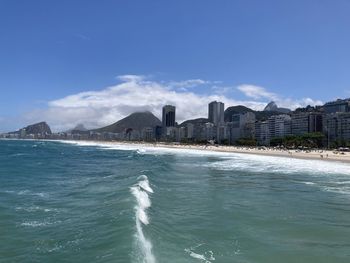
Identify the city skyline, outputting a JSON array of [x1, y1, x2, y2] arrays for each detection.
[[4, 98, 349, 149], [0, 74, 345, 133], [1, 1, 350, 132]]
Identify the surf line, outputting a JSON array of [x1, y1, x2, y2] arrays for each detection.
[[130, 175, 156, 263]]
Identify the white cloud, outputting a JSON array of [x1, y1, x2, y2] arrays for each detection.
[[21, 75, 323, 132], [168, 79, 210, 89], [116, 74, 145, 83], [24, 76, 265, 132], [237, 84, 278, 100], [75, 33, 91, 41], [237, 84, 323, 109]]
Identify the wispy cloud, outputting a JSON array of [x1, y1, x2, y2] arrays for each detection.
[[24, 75, 264, 131], [237, 84, 323, 109], [168, 79, 210, 88], [21, 75, 323, 132], [75, 33, 91, 41], [237, 84, 278, 100]]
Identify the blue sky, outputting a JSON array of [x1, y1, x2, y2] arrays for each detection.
[[1, 0, 350, 132]]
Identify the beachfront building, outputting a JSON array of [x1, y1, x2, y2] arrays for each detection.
[[162, 105, 176, 139], [216, 123, 229, 143], [207, 101, 226, 143], [291, 112, 323, 136], [186, 123, 194, 139], [323, 98, 350, 114], [268, 114, 292, 139], [230, 112, 256, 143], [142, 127, 155, 141], [162, 105, 176, 127], [163, 126, 178, 141], [190, 122, 215, 142], [208, 101, 224, 125], [324, 112, 350, 146], [255, 121, 270, 145]]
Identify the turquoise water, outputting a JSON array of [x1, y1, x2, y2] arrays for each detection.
[[1, 139, 350, 263]]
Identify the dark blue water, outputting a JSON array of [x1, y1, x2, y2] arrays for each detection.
[[1, 139, 350, 263]]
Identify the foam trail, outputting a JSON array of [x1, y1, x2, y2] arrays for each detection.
[[130, 175, 156, 263], [184, 248, 215, 263]]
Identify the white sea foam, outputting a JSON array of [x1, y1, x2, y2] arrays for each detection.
[[57, 140, 232, 157], [207, 156, 350, 195], [185, 247, 215, 262], [17, 190, 48, 198], [15, 206, 58, 213], [137, 149, 146, 154], [59, 140, 350, 195], [20, 220, 61, 227], [130, 175, 156, 263], [138, 175, 154, 194], [207, 154, 350, 176], [58, 140, 350, 173], [302, 182, 316, 185]]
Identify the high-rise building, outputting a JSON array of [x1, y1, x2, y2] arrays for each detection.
[[291, 112, 323, 135], [255, 121, 270, 145], [268, 114, 292, 139], [323, 99, 350, 114], [230, 112, 256, 142], [324, 112, 350, 146], [208, 101, 224, 125], [162, 105, 176, 127]]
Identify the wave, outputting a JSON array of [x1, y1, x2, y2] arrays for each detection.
[[57, 140, 233, 157], [15, 206, 58, 213], [17, 190, 48, 198], [130, 175, 156, 263], [3, 189, 48, 198], [185, 245, 215, 263], [206, 154, 350, 176], [20, 220, 61, 227], [58, 140, 350, 172]]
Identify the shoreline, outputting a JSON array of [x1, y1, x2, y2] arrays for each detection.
[[2, 138, 350, 163], [56, 139, 350, 164]]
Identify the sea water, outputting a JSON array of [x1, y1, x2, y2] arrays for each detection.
[[0, 139, 350, 263]]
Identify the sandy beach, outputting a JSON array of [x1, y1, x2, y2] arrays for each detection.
[[62, 140, 350, 164]]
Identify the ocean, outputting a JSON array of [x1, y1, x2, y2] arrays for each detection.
[[0, 139, 350, 263]]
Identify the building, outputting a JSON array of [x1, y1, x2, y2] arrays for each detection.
[[216, 124, 228, 143], [162, 105, 176, 128], [324, 112, 350, 146], [142, 127, 154, 141], [191, 122, 215, 142], [230, 112, 256, 143], [186, 123, 194, 139], [208, 101, 224, 125], [323, 98, 350, 114], [255, 121, 270, 145], [268, 114, 291, 139], [291, 112, 323, 136], [163, 126, 178, 141]]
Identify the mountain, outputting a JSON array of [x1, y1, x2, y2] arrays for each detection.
[[224, 105, 290, 122], [264, 101, 291, 114], [94, 112, 161, 133], [224, 105, 254, 122], [11, 122, 52, 134], [179, 118, 209, 126], [66, 124, 88, 133], [264, 101, 278, 111]]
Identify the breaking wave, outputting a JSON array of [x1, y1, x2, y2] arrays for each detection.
[[130, 175, 156, 263]]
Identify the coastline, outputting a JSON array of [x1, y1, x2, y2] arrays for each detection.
[[55, 139, 350, 164], [2, 138, 349, 163]]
